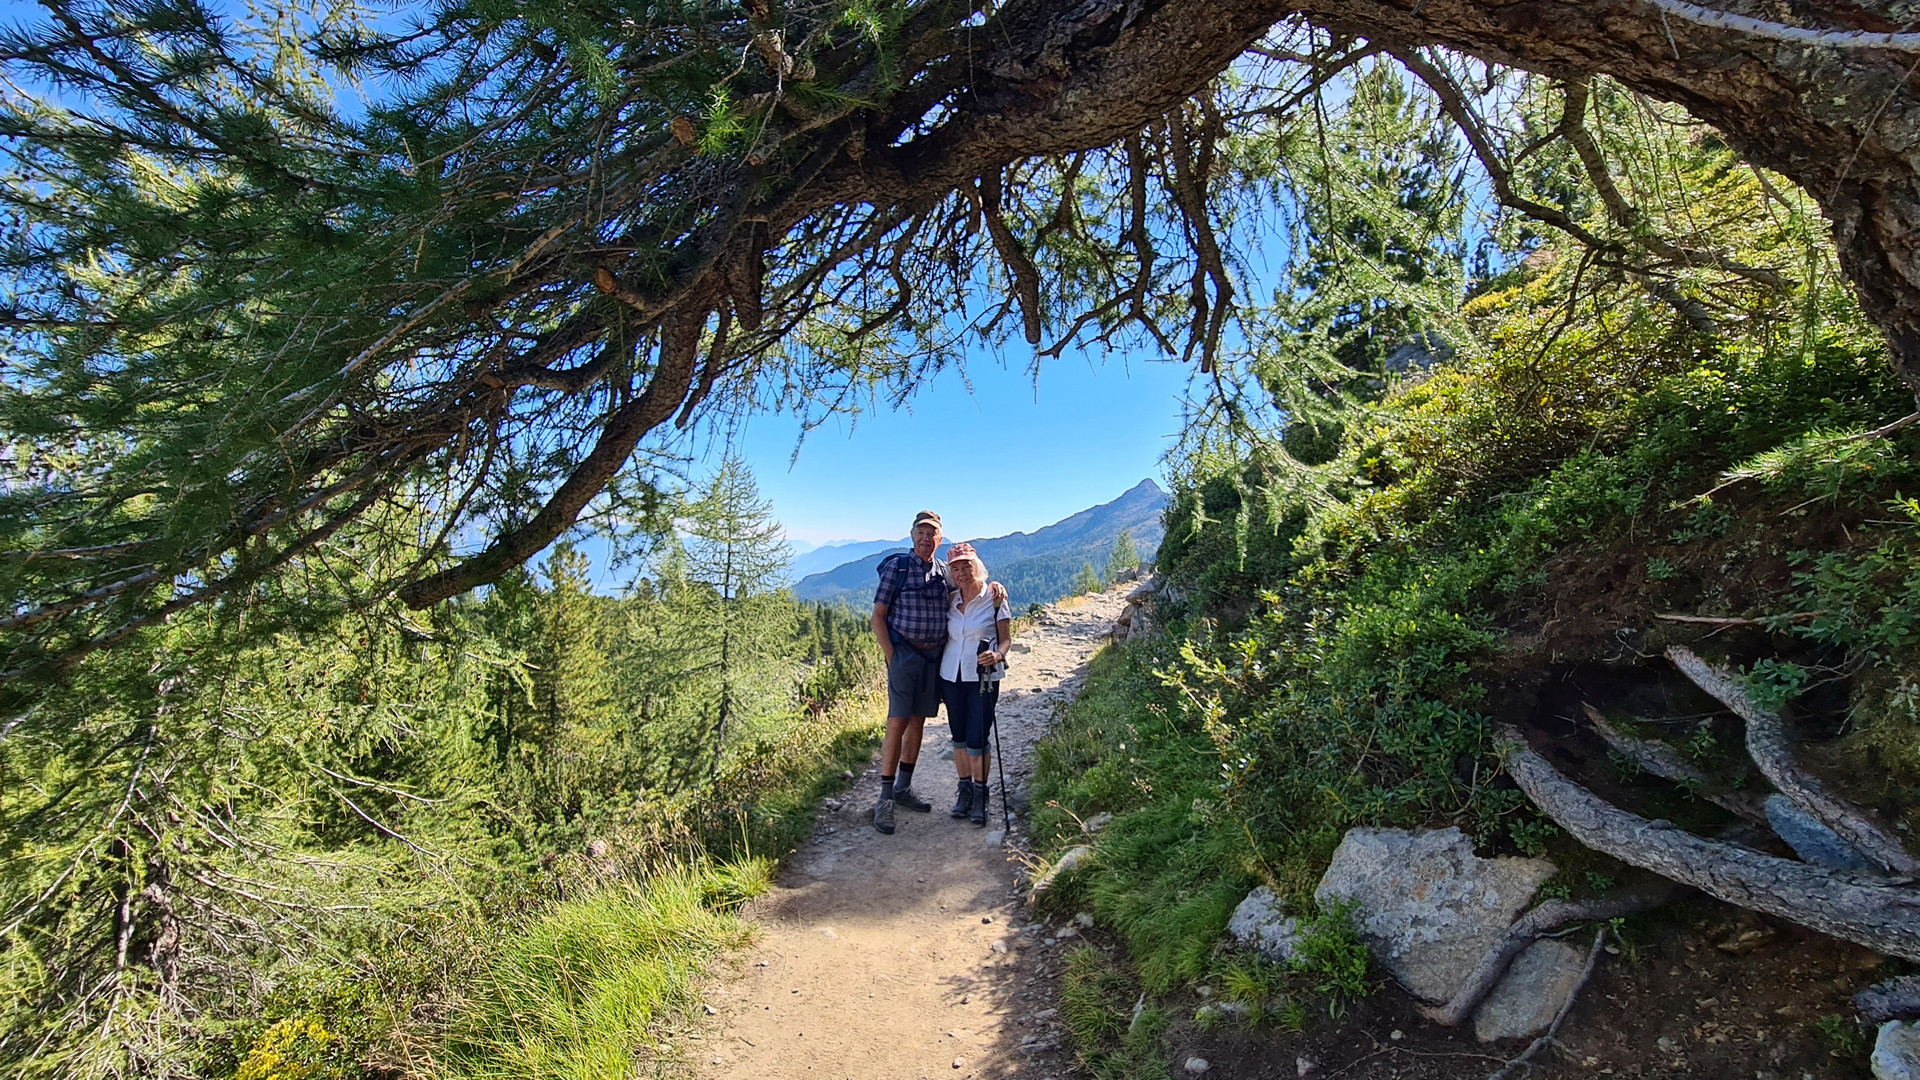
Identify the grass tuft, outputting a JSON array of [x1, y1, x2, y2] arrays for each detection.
[[440, 864, 754, 1080]]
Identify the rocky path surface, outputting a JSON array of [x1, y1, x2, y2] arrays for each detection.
[[695, 583, 1136, 1080]]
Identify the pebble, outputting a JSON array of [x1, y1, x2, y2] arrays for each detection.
[[1184, 1057, 1210, 1074], [1297, 1055, 1317, 1077], [1390, 1029, 1404, 1040], [1073, 912, 1094, 929], [952, 1058, 965, 1069], [991, 939, 1009, 953], [982, 916, 993, 923]]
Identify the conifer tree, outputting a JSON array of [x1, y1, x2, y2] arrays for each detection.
[[1106, 529, 1141, 580], [1072, 561, 1103, 596], [677, 458, 795, 778]]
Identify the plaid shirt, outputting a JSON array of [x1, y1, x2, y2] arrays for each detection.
[[874, 552, 953, 649]]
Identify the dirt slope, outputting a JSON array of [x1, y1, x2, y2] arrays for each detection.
[[696, 585, 1134, 1080]]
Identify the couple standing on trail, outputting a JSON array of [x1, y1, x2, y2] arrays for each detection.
[[870, 510, 1014, 835]]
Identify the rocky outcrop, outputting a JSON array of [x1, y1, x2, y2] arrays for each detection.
[[1111, 578, 1157, 640]]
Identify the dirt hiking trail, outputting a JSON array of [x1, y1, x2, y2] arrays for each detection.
[[695, 584, 1135, 1080]]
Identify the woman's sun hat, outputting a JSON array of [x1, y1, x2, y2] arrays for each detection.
[[947, 541, 988, 579]]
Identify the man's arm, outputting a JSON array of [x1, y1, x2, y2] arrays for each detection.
[[989, 581, 1007, 606], [871, 603, 893, 664]]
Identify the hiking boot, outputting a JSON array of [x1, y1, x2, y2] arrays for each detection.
[[873, 796, 895, 834], [893, 786, 933, 813], [950, 780, 974, 819], [970, 788, 990, 826]]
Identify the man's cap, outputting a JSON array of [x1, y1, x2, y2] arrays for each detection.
[[912, 510, 941, 529]]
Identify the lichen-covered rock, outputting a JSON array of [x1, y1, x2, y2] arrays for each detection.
[[1472, 938, 1586, 1042], [1875, 1020, 1920, 1080], [1227, 885, 1302, 964], [1314, 827, 1554, 1003]]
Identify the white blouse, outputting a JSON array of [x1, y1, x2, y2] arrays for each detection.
[[939, 586, 1013, 682]]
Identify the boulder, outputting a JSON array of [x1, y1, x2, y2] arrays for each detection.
[[1860, 976, 1920, 1023], [1876, 1020, 1920, 1080], [1472, 938, 1586, 1042], [1766, 794, 1877, 871], [1314, 827, 1555, 1003], [1228, 885, 1302, 964]]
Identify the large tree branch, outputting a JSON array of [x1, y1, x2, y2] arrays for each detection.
[[396, 299, 709, 608], [1555, 78, 1793, 292], [1582, 702, 1770, 826]]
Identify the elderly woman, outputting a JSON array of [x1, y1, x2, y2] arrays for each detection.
[[937, 542, 1012, 825]]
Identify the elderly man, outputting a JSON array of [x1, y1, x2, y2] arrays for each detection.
[[869, 510, 1004, 834]]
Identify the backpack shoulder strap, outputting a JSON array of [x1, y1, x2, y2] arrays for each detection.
[[879, 552, 908, 596]]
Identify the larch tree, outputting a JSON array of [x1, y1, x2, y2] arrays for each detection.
[[9, 0, 1920, 703], [675, 456, 794, 778]]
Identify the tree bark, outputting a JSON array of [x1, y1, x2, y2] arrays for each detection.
[[1499, 724, 1920, 962], [1581, 702, 1770, 825], [1666, 646, 1918, 874]]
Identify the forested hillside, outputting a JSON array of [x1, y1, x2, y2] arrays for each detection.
[[0, 461, 883, 1077]]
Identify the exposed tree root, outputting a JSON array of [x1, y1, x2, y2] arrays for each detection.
[[1485, 927, 1608, 1080], [1423, 880, 1675, 1026], [1581, 703, 1770, 826], [1498, 725, 1920, 961], [1666, 646, 1917, 874], [1653, 612, 1821, 627]]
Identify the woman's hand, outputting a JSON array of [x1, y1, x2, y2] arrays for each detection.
[[976, 649, 1001, 668]]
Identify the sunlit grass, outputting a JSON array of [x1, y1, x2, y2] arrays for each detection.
[[440, 862, 762, 1080]]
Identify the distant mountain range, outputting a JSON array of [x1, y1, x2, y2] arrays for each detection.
[[784, 537, 912, 582], [791, 479, 1168, 608]]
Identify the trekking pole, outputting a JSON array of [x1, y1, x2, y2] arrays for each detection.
[[991, 703, 1011, 836], [998, 664, 1013, 834], [984, 646, 1012, 837]]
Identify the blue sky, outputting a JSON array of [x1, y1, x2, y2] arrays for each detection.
[[699, 347, 1196, 547]]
